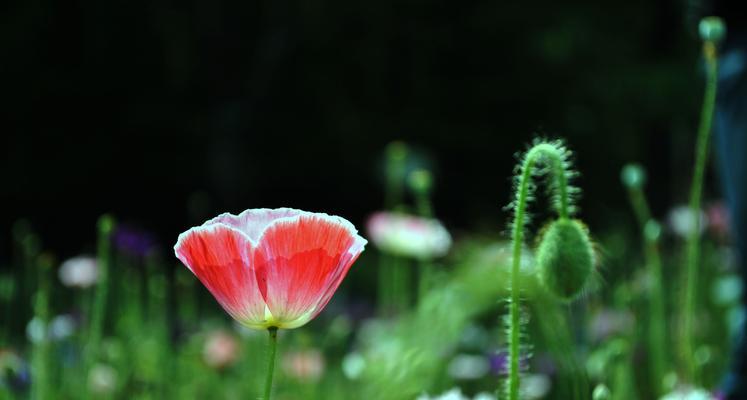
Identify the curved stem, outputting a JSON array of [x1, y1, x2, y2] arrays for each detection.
[[682, 40, 719, 383], [263, 327, 279, 400], [508, 142, 573, 400]]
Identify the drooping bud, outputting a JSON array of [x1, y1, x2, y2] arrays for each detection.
[[699, 16, 726, 44], [536, 218, 595, 300]]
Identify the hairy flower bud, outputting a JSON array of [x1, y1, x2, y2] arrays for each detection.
[[536, 219, 595, 300]]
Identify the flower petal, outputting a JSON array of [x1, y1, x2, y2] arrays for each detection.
[[174, 224, 268, 328], [204, 208, 303, 243], [253, 213, 366, 328]]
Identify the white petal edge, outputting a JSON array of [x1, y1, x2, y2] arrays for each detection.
[[174, 208, 368, 265]]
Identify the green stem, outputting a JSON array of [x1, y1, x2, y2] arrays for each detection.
[[379, 141, 407, 316], [412, 175, 434, 302], [85, 215, 114, 396], [682, 40, 718, 383], [377, 255, 392, 316], [391, 257, 410, 313], [626, 186, 667, 394], [31, 255, 52, 400], [508, 142, 573, 400], [418, 260, 433, 301], [263, 327, 279, 400]]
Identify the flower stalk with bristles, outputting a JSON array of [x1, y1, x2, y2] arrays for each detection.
[[506, 139, 593, 400]]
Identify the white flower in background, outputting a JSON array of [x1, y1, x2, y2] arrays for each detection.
[[711, 274, 743, 306], [588, 308, 635, 343], [202, 330, 239, 369], [49, 314, 76, 341], [342, 352, 366, 380], [25, 318, 46, 343], [521, 373, 552, 399], [447, 354, 490, 380], [659, 386, 713, 400], [282, 349, 325, 382], [88, 363, 117, 394], [367, 212, 452, 259], [58, 256, 98, 288], [667, 205, 706, 238], [416, 388, 496, 400]]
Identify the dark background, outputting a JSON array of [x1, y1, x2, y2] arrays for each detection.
[[0, 0, 728, 260]]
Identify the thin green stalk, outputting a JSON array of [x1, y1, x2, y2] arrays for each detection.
[[643, 224, 666, 393], [31, 254, 52, 400], [508, 142, 573, 400], [391, 257, 411, 313], [384, 141, 407, 210], [263, 327, 279, 400], [378, 256, 392, 315], [682, 39, 719, 383], [417, 260, 433, 301], [379, 141, 408, 316], [410, 169, 435, 302], [85, 215, 114, 396], [622, 172, 667, 394]]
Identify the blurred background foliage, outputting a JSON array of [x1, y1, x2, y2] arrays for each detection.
[[1, 0, 744, 399], [0, 0, 719, 255]]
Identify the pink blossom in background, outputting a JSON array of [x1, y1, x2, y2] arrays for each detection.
[[367, 212, 451, 259]]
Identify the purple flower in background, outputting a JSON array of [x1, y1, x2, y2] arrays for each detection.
[[113, 225, 156, 258], [0, 349, 31, 391], [488, 350, 529, 376]]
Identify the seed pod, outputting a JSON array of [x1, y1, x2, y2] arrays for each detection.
[[536, 218, 595, 300]]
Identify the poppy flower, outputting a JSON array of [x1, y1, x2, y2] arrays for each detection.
[[174, 208, 367, 330]]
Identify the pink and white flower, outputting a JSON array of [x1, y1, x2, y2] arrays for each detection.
[[174, 208, 367, 330], [367, 212, 451, 259]]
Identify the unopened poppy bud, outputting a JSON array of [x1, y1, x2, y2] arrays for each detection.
[[536, 218, 595, 300], [408, 169, 433, 194], [98, 214, 115, 235], [699, 17, 726, 43], [620, 164, 646, 189]]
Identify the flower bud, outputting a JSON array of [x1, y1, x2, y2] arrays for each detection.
[[699, 16, 726, 44], [620, 164, 646, 189], [408, 169, 433, 194], [536, 219, 595, 300]]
